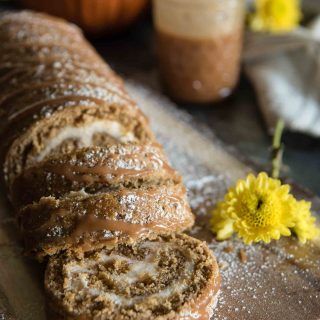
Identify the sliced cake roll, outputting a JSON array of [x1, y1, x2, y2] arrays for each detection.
[[19, 185, 194, 259], [45, 233, 220, 320], [3, 95, 154, 189], [0, 11, 155, 189], [0, 12, 222, 320], [10, 144, 181, 207]]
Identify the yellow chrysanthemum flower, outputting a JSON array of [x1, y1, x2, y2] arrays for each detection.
[[250, 0, 302, 33], [293, 200, 320, 244], [210, 172, 319, 245]]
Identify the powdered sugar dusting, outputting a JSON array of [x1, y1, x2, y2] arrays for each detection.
[[186, 175, 228, 215]]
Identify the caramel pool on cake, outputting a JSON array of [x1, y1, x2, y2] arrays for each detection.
[[154, 0, 244, 103]]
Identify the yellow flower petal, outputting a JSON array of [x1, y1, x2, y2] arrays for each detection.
[[210, 202, 234, 240], [292, 200, 320, 244]]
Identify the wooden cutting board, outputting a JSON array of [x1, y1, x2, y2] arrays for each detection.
[[0, 80, 319, 320]]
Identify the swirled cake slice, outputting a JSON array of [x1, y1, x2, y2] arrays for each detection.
[[45, 233, 220, 320], [19, 185, 194, 259], [10, 144, 180, 207]]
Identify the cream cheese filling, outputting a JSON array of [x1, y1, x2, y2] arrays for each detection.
[[37, 120, 135, 162], [64, 242, 195, 307]]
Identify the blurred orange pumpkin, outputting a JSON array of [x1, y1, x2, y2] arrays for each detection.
[[20, 0, 149, 36]]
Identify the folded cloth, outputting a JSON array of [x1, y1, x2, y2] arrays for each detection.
[[244, 17, 320, 138]]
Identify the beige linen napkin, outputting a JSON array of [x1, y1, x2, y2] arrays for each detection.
[[244, 18, 320, 137]]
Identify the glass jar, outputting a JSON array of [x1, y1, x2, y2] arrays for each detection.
[[153, 0, 245, 103]]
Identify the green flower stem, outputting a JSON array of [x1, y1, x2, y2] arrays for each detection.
[[271, 119, 285, 179]]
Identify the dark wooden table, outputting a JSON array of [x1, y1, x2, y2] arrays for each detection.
[[93, 19, 320, 196]]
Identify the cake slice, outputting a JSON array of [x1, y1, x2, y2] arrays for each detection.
[[19, 184, 194, 259], [3, 98, 154, 189], [45, 233, 220, 320], [10, 144, 181, 207]]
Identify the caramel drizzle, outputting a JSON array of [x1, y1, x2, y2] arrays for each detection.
[[5, 95, 121, 124], [25, 186, 189, 237], [45, 152, 174, 183], [0, 96, 132, 145], [0, 98, 97, 138], [50, 164, 154, 184], [2, 82, 140, 125], [71, 215, 170, 239]]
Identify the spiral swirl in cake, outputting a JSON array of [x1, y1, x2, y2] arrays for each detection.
[[45, 234, 220, 320]]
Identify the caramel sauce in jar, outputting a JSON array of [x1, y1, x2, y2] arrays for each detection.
[[153, 0, 244, 103]]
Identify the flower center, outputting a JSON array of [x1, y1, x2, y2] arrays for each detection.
[[237, 192, 280, 228]]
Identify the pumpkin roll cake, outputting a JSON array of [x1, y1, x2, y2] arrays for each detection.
[[45, 234, 220, 320], [0, 11, 220, 319], [10, 144, 181, 207], [19, 185, 194, 258], [3, 99, 154, 189]]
